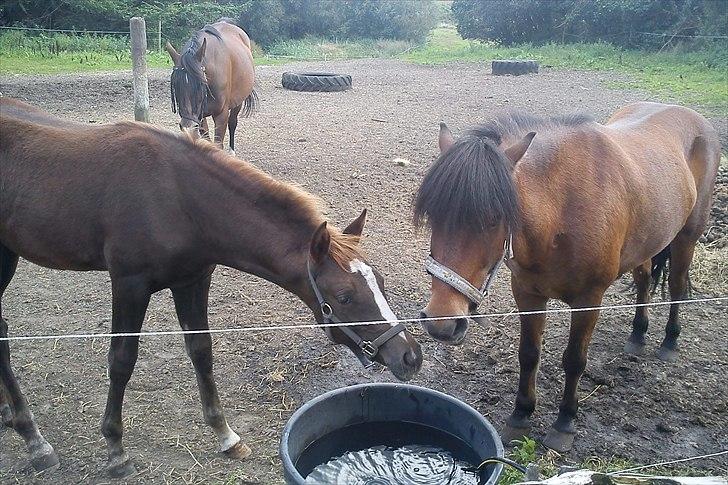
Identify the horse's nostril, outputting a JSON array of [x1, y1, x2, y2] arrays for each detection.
[[454, 317, 469, 335], [403, 349, 419, 367], [418, 311, 428, 321]]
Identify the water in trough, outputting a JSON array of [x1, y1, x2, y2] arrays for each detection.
[[297, 421, 484, 485]]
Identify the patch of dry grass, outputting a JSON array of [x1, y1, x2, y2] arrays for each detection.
[[691, 242, 728, 296]]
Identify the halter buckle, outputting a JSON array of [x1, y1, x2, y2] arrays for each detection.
[[360, 341, 378, 359]]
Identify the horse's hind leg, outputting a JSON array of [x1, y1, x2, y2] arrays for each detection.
[[171, 271, 251, 460], [544, 291, 603, 452], [227, 104, 242, 155], [657, 231, 697, 362], [624, 260, 651, 355], [0, 244, 59, 470], [100, 274, 151, 477]]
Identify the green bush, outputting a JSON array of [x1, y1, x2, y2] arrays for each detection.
[[1, 0, 441, 48], [451, 0, 727, 50]]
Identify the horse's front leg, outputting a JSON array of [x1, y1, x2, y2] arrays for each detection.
[[101, 274, 151, 477], [503, 285, 548, 443], [212, 109, 230, 150], [171, 271, 251, 460], [200, 117, 211, 141], [544, 292, 603, 452]]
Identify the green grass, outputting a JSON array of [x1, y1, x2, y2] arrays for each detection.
[[0, 50, 173, 74], [264, 36, 414, 60], [2, 26, 725, 114], [404, 25, 728, 114], [498, 438, 715, 484], [0, 31, 410, 74]]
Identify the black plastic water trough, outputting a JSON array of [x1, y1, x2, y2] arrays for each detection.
[[280, 383, 504, 484]]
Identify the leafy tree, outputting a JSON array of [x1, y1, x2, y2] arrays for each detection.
[[450, 0, 726, 50]]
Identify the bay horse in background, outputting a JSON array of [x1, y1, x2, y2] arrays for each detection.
[[414, 102, 720, 451], [0, 98, 421, 476], [166, 18, 257, 153]]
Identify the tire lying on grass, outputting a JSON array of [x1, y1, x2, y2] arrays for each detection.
[[491, 60, 539, 76], [281, 72, 353, 92]]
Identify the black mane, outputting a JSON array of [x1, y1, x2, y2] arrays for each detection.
[[468, 111, 593, 145], [413, 111, 592, 234], [169, 25, 222, 115]]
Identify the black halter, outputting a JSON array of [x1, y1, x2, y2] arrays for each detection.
[[306, 259, 406, 366]]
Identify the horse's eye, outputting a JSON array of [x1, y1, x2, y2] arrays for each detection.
[[336, 294, 352, 305]]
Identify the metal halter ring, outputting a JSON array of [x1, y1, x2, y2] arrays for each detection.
[[320, 302, 333, 319]]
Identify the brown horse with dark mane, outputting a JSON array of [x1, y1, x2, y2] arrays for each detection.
[[165, 18, 257, 153], [0, 98, 421, 476], [414, 102, 719, 451]]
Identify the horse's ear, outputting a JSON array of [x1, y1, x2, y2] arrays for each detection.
[[505, 132, 536, 165], [310, 221, 331, 263], [439, 122, 455, 153], [195, 38, 207, 62], [165, 42, 180, 65], [343, 209, 367, 237]]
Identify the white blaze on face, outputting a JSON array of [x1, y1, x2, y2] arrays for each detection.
[[349, 259, 408, 342]]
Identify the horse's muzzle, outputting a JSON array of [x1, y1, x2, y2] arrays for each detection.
[[419, 310, 469, 345]]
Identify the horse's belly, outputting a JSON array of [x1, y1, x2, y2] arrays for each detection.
[[0, 212, 106, 271], [619, 177, 697, 272]]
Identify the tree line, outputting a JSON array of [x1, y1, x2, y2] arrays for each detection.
[[1, 0, 442, 46], [451, 0, 727, 50]]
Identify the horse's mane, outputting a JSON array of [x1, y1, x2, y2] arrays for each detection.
[[181, 134, 364, 269], [469, 111, 594, 145], [170, 25, 222, 115], [414, 111, 592, 234]]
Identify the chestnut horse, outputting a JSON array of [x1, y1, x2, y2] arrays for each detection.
[[0, 98, 421, 476], [414, 102, 719, 452], [165, 18, 257, 153]]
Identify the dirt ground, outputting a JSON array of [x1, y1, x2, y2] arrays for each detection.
[[1, 60, 726, 484]]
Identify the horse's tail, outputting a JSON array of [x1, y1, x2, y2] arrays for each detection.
[[650, 246, 671, 296], [650, 245, 693, 298], [241, 88, 259, 118]]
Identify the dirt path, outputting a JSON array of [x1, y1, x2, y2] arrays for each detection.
[[1, 60, 726, 484]]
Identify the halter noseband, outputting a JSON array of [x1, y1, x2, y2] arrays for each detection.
[[425, 233, 513, 307], [306, 259, 406, 366]]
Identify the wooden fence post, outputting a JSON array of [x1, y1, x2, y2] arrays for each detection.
[[129, 17, 150, 122], [158, 18, 162, 53]]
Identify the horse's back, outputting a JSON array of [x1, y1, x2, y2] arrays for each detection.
[[203, 21, 255, 109], [605, 102, 720, 216], [212, 19, 252, 49], [0, 106, 199, 271], [603, 102, 719, 269], [0, 97, 86, 128]]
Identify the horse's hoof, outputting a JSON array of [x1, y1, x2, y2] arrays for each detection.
[[623, 340, 645, 355], [106, 458, 137, 478], [31, 449, 60, 472], [222, 440, 251, 460], [657, 346, 678, 362], [501, 424, 531, 445], [543, 427, 575, 453]]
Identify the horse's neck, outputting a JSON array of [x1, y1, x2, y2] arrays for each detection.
[[190, 155, 320, 306]]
